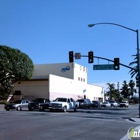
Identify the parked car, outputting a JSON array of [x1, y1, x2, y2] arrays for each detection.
[[101, 102, 111, 108], [109, 100, 118, 107], [118, 101, 129, 108], [4, 99, 30, 111], [91, 101, 101, 108], [76, 99, 92, 108], [49, 97, 77, 112], [39, 100, 50, 111], [28, 98, 50, 111]]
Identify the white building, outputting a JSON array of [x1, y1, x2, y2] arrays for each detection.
[[13, 62, 104, 101]]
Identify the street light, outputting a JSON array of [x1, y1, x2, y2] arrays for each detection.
[[88, 22, 140, 117]]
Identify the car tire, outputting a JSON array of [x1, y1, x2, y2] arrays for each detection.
[[39, 106, 44, 111], [63, 106, 67, 112], [17, 106, 21, 111], [74, 106, 77, 112], [6, 109, 10, 111]]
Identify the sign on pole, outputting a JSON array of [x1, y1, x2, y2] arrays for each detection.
[[93, 64, 114, 70], [75, 53, 81, 59]]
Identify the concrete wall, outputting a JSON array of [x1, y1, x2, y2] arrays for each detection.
[[49, 74, 104, 101], [33, 63, 74, 80], [85, 84, 104, 101], [14, 80, 49, 101], [32, 63, 88, 84], [73, 63, 88, 83]]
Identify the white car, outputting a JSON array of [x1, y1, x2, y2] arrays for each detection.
[[119, 101, 129, 108], [109, 101, 118, 107], [101, 102, 111, 108]]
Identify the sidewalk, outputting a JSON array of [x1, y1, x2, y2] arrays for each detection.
[[121, 116, 140, 140], [129, 116, 140, 123]]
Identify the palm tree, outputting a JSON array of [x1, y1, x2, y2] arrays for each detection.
[[129, 54, 138, 78], [120, 81, 129, 98], [106, 83, 116, 100], [128, 80, 136, 97]]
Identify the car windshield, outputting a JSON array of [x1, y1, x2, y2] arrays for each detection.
[[34, 98, 45, 103], [93, 101, 98, 104], [109, 101, 114, 103], [13, 100, 22, 104], [103, 102, 108, 104], [55, 98, 67, 102], [77, 100, 84, 102]]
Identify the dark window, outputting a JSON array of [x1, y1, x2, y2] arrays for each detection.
[[77, 99, 84, 102], [34, 98, 45, 103], [56, 98, 67, 102]]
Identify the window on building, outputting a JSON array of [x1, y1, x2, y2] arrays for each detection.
[[81, 78, 82, 81], [83, 67, 85, 71], [83, 78, 85, 82], [78, 77, 80, 81]]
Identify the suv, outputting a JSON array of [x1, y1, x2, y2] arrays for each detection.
[[119, 101, 129, 108], [76, 99, 92, 108]]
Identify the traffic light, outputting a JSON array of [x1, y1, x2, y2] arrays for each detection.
[[69, 51, 74, 63], [114, 58, 120, 70], [88, 51, 93, 63], [136, 76, 139, 87]]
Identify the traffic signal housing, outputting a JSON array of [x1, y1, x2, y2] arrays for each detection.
[[136, 76, 139, 87], [69, 51, 74, 63], [114, 58, 120, 70], [88, 51, 94, 63]]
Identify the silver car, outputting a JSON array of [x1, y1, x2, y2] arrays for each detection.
[[4, 99, 31, 111]]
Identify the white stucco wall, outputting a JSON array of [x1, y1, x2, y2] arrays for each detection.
[[32, 63, 88, 84], [33, 63, 74, 80], [85, 84, 104, 101], [73, 63, 88, 83], [49, 74, 104, 101]]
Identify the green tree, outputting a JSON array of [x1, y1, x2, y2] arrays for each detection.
[[120, 81, 129, 98], [106, 83, 116, 100], [129, 54, 138, 78], [128, 80, 136, 97], [0, 45, 34, 98]]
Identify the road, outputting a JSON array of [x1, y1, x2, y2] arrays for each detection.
[[0, 104, 140, 140]]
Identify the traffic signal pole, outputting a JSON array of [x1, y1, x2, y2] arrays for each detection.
[[81, 54, 136, 70]]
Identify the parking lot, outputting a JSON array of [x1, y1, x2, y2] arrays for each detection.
[[0, 104, 140, 140]]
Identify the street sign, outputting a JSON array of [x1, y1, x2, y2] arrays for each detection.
[[93, 64, 114, 70], [75, 53, 81, 59]]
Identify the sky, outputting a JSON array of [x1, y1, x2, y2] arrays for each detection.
[[1, 0, 140, 91]]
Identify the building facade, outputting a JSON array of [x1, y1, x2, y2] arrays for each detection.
[[13, 62, 104, 101]]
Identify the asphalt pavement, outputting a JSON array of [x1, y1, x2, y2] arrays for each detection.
[[0, 104, 140, 140]]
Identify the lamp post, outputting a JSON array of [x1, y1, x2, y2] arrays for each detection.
[[88, 22, 140, 118]]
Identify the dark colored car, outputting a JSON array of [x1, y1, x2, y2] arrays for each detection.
[[91, 101, 101, 108], [4, 99, 30, 111], [28, 98, 50, 111], [76, 99, 92, 108]]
